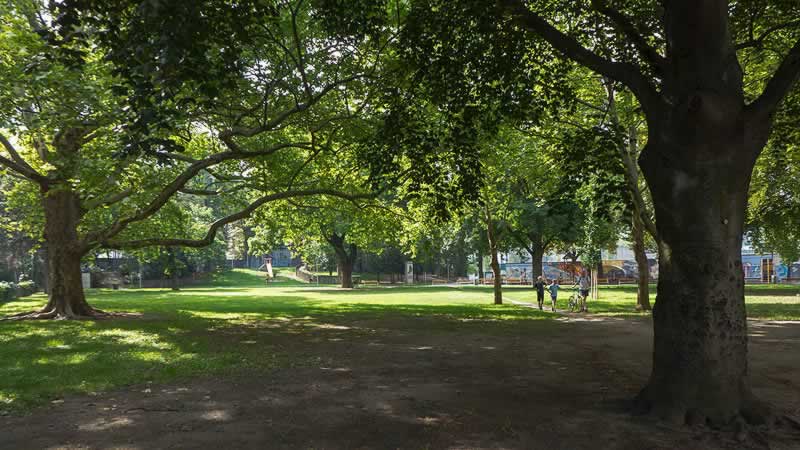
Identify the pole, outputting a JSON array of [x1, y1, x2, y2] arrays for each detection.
[[771, 252, 775, 284]]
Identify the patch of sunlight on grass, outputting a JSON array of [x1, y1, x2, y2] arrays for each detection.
[[180, 311, 272, 321], [0, 392, 15, 405], [45, 339, 68, 348], [65, 353, 90, 365], [133, 351, 168, 362], [0, 295, 47, 314], [89, 329, 175, 350], [0, 327, 61, 344], [180, 289, 265, 297]]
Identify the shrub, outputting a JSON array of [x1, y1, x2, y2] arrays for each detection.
[[0, 281, 38, 302], [16, 281, 37, 297], [0, 282, 13, 302]]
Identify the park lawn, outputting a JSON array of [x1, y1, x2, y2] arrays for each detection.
[[1, 270, 797, 415], [0, 270, 550, 414], [499, 283, 800, 319]]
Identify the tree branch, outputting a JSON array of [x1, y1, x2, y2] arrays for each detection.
[[218, 74, 364, 143], [510, 230, 533, 255], [736, 20, 800, 50], [590, 0, 666, 72], [620, 147, 657, 237], [289, 0, 313, 99], [178, 188, 220, 196], [100, 189, 374, 250], [749, 37, 800, 117], [0, 133, 48, 184], [499, 0, 662, 114], [604, 80, 658, 238], [85, 141, 311, 245], [83, 188, 134, 211]]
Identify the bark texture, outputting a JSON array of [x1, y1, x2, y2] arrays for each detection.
[[632, 210, 651, 311], [635, 4, 772, 420], [171, 249, 182, 291], [638, 138, 766, 424], [328, 233, 357, 289], [477, 250, 484, 282], [501, 0, 800, 427], [527, 240, 545, 284], [485, 206, 502, 305], [6, 186, 103, 320]]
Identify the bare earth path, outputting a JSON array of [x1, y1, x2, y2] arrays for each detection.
[[2, 313, 799, 449]]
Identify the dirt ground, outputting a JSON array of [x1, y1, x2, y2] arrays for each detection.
[[2, 312, 799, 450]]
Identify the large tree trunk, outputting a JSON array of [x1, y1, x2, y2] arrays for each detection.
[[477, 250, 484, 282], [631, 0, 778, 426], [528, 241, 545, 286], [6, 187, 103, 320], [595, 253, 604, 279], [35, 248, 49, 294], [168, 248, 180, 291], [42, 189, 98, 317], [242, 225, 254, 268], [485, 206, 502, 305], [328, 233, 356, 288], [242, 233, 250, 268], [338, 257, 354, 288], [637, 110, 771, 426], [626, 117, 651, 311], [632, 210, 651, 311]]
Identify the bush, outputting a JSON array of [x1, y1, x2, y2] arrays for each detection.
[[0, 282, 13, 302], [0, 281, 38, 302], [15, 281, 36, 297]]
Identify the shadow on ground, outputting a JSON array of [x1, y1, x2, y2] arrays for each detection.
[[2, 295, 799, 449]]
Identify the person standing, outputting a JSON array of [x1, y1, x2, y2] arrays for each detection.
[[577, 270, 591, 312], [534, 275, 546, 310]]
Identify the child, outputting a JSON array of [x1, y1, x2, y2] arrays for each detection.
[[534, 275, 546, 310], [548, 278, 559, 312]]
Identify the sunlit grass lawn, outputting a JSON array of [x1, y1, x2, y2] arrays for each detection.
[[0, 270, 549, 414], [0, 269, 797, 414]]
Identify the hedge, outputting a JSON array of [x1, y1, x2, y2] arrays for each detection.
[[0, 281, 38, 302]]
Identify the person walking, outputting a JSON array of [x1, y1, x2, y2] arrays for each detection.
[[577, 269, 591, 312], [548, 278, 560, 312], [534, 275, 546, 310]]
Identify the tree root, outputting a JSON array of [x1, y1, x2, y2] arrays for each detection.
[[633, 386, 778, 430], [1, 307, 139, 321]]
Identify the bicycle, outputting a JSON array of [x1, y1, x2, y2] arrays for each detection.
[[566, 285, 583, 312]]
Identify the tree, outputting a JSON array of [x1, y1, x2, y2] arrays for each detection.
[[400, 0, 800, 424], [252, 195, 402, 288], [596, 79, 656, 310], [483, 198, 504, 304], [498, 0, 800, 424], [747, 88, 800, 265], [117, 188, 230, 287], [0, 0, 383, 319], [492, 128, 584, 282]]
